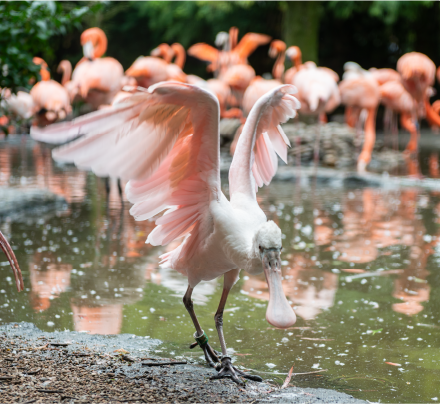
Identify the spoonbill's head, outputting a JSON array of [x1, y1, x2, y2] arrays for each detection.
[[254, 221, 296, 329]]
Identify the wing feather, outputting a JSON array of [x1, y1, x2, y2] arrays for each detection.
[[229, 85, 300, 199], [31, 82, 221, 275]]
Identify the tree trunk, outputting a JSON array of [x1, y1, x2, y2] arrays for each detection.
[[283, 1, 321, 64]]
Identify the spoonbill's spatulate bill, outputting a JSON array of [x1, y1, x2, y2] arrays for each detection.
[[31, 81, 300, 384], [0, 231, 24, 292]]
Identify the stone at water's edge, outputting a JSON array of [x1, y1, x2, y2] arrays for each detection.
[[0, 187, 66, 219], [0, 322, 368, 404]]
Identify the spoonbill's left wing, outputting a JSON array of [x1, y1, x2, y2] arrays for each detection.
[[31, 83, 221, 257], [229, 85, 300, 199]]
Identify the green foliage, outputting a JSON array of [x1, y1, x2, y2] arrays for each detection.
[[0, 1, 99, 92], [328, 1, 436, 25], [130, 0, 279, 47]]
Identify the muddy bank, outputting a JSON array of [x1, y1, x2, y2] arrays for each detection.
[[0, 322, 367, 403]]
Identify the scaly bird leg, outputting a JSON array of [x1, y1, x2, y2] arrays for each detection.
[[183, 286, 219, 368], [212, 271, 263, 385], [0, 231, 23, 292]]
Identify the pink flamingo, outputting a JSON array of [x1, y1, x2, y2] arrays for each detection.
[[31, 82, 299, 384], [397, 52, 440, 127], [229, 40, 287, 154], [339, 74, 381, 173], [70, 28, 124, 110], [188, 28, 271, 76], [30, 57, 72, 127]]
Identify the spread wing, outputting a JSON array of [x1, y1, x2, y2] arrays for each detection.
[[229, 85, 300, 198], [187, 43, 219, 64], [31, 83, 221, 259], [232, 33, 272, 61]]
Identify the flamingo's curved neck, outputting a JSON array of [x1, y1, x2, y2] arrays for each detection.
[[272, 51, 286, 81], [93, 31, 108, 59], [59, 62, 72, 86], [424, 97, 440, 127], [171, 44, 186, 69]]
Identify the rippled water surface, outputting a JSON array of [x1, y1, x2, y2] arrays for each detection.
[[1, 135, 440, 402]]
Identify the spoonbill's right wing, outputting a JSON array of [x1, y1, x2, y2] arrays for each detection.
[[31, 83, 221, 258]]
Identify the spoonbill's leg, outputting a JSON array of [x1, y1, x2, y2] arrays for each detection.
[[183, 286, 219, 368], [212, 270, 263, 385]]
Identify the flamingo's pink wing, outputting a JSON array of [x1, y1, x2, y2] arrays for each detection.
[[31, 83, 221, 265], [229, 85, 300, 198], [187, 43, 219, 63], [232, 33, 272, 61]]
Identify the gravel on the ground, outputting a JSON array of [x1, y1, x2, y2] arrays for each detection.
[[0, 323, 368, 404]]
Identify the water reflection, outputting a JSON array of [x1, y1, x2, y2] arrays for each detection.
[[1, 136, 440, 403]]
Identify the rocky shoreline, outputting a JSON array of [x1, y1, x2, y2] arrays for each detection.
[[0, 322, 368, 404]]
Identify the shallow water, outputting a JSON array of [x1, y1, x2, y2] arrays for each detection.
[[1, 135, 440, 403]]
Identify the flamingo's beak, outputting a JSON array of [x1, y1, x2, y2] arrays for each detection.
[[261, 248, 296, 329], [0, 231, 24, 292], [83, 41, 94, 59]]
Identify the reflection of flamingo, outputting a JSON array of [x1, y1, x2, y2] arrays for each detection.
[[30, 57, 72, 126], [31, 82, 299, 384], [0, 231, 23, 292], [29, 255, 71, 311]]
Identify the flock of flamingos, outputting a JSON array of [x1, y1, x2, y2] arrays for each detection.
[[2, 26, 440, 173], [1, 26, 440, 383]]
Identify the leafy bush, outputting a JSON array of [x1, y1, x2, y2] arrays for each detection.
[[0, 1, 99, 92]]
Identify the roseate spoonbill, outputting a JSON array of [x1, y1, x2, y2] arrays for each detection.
[[70, 28, 124, 110], [339, 74, 380, 173], [31, 82, 299, 383], [0, 231, 24, 292], [30, 57, 72, 127], [188, 29, 271, 76]]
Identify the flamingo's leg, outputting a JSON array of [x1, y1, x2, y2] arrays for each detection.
[[211, 270, 263, 384], [183, 286, 219, 368]]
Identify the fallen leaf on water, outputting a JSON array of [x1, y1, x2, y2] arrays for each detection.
[[385, 362, 401, 366], [341, 269, 366, 273], [281, 366, 294, 389], [300, 337, 334, 341], [114, 349, 129, 354], [159, 317, 167, 321], [235, 353, 252, 356]]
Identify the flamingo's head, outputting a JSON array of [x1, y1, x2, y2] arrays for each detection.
[[80, 27, 108, 59], [254, 221, 296, 329]]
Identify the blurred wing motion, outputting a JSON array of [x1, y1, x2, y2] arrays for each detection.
[[0, 231, 24, 292], [229, 85, 300, 197], [31, 83, 221, 255]]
